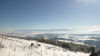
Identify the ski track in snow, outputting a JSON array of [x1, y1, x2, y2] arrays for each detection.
[[0, 36, 90, 56]]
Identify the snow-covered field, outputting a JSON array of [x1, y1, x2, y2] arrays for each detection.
[[0, 36, 90, 56]]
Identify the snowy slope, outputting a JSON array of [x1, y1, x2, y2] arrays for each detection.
[[0, 36, 90, 56]]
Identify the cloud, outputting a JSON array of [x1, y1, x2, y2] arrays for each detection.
[[90, 26, 100, 30], [0, 29, 13, 34]]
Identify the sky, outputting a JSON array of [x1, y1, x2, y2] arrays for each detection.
[[0, 0, 100, 33]]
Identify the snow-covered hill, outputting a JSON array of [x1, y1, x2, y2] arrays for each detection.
[[6, 31, 100, 48], [0, 36, 90, 56]]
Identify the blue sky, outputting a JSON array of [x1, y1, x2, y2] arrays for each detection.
[[0, 0, 100, 33]]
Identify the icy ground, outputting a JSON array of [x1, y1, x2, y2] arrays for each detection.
[[0, 36, 90, 56]]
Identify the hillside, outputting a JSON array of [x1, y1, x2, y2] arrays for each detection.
[[0, 35, 90, 56]]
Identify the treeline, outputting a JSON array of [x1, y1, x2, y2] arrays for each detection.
[[33, 38, 95, 53]]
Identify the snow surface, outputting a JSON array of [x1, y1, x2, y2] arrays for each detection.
[[0, 36, 90, 56]]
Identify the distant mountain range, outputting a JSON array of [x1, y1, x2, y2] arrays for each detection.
[[16, 29, 73, 32]]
